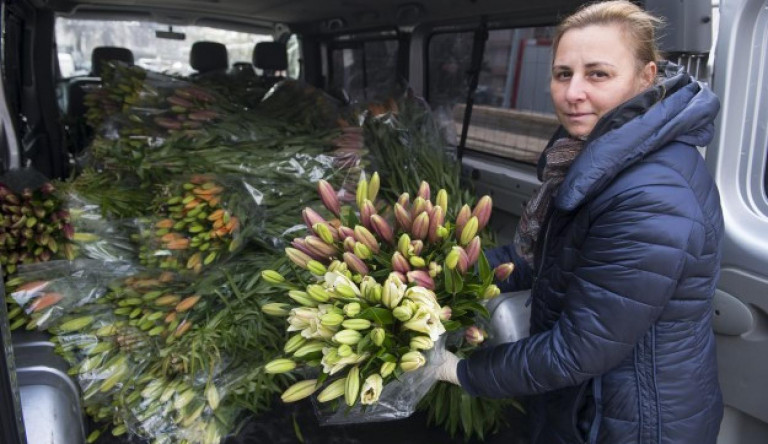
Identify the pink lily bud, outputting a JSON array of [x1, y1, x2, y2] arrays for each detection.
[[455, 204, 471, 239], [465, 236, 481, 266], [370, 214, 394, 244], [286, 247, 312, 269], [343, 236, 356, 252], [494, 262, 515, 281], [343, 252, 369, 276], [407, 270, 435, 290], [457, 247, 470, 274], [397, 192, 410, 209], [338, 225, 355, 239], [394, 203, 412, 232], [410, 240, 424, 256], [427, 206, 444, 244], [465, 326, 485, 346], [361, 199, 376, 230], [354, 225, 379, 254], [439, 306, 452, 321], [305, 236, 337, 259], [302, 207, 327, 231], [411, 197, 427, 218], [392, 252, 411, 274], [62, 224, 75, 240], [40, 182, 56, 195], [292, 238, 320, 259], [417, 181, 430, 201], [472, 196, 493, 231], [411, 212, 429, 240], [318, 180, 341, 216]]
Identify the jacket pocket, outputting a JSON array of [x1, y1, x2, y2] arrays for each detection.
[[571, 380, 596, 443]]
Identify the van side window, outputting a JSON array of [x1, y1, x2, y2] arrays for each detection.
[[329, 37, 400, 102], [428, 27, 559, 165]]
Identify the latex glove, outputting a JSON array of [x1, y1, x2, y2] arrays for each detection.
[[435, 350, 461, 386]]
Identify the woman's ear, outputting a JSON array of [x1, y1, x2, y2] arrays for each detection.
[[641, 61, 658, 88]]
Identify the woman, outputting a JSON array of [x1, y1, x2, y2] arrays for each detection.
[[436, 2, 724, 443]]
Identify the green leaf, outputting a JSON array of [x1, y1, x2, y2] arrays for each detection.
[[453, 301, 490, 319], [443, 266, 456, 294], [442, 320, 463, 331], [460, 392, 473, 440], [479, 251, 493, 287], [358, 307, 394, 325], [451, 268, 464, 293]]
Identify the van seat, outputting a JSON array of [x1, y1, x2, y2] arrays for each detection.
[[190, 41, 229, 77], [253, 41, 287, 88]]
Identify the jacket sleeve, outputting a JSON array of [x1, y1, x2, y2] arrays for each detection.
[[458, 185, 695, 397], [484, 243, 533, 292]]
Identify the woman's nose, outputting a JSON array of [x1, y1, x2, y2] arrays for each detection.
[[565, 76, 587, 102]]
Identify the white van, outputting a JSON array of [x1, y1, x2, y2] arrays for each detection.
[[0, 0, 765, 443]]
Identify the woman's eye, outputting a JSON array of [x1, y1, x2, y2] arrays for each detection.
[[554, 71, 571, 80], [589, 71, 609, 79]]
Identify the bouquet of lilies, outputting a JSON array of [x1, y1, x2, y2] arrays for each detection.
[[260, 172, 514, 416]]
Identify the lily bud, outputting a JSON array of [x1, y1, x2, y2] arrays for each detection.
[[292, 238, 319, 259], [411, 212, 429, 240], [345, 366, 360, 407], [409, 255, 426, 268], [465, 326, 486, 345], [338, 225, 355, 240], [281, 379, 318, 403], [472, 195, 493, 231], [483, 284, 501, 299], [459, 216, 479, 246], [344, 237, 357, 252], [305, 236, 337, 259], [392, 252, 411, 274], [382, 275, 405, 308], [337, 344, 353, 357], [400, 351, 426, 372], [417, 181, 431, 201], [353, 225, 379, 253], [288, 290, 318, 307], [360, 374, 383, 405], [353, 242, 372, 260], [265, 358, 297, 374], [313, 223, 335, 244], [436, 189, 448, 214], [262, 302, 291, 316], [407, 270, 435, 290], [371, 285, 383, 304], [318, 180, 340, 216], [342, 319, 372, 330], [371, 328, 386, 346], [334, 329, 363, 345], [494, 262, 515, 281], [457, 247, 470, 274], [466, 236, 481, 266], [370, 215, 394, 244], [439, 306, 452, 321], [411, 197, 427, 218], [445, 247, 461, 270], [367, 172, 380, 201], [261, 270, 285, 284], [307, 260, 328, 276], [410, 240, 424, 256], [343, 302, 361, 317], [320, 312, 344, 327], [286, 247, 312, 269], [429, 261, 442, 277], [307, 284, 331, 302], [410, 336, 434, 351], [393, 305, 414, 322], [335, 284, 358, 299], [361, 200, 376, 230], [356, 177, 368, 210], [394, 203, 412, 232], [428, 206, 445, 243], [380, 362, 396, 378], [317, 378, 346, 403], [284, 334, 307, 353], [302, 207, 327, 231], [343, 252, 369, 276], [455, 204, 471, 238], [397, 233, 411, 257], [397, 192, 410, 209]]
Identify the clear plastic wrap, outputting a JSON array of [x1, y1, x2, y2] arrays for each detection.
[[65, 192, 138, 263], [8, 259, 137, 329]]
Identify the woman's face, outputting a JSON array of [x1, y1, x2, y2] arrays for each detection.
[[550, 24, 657, 139]]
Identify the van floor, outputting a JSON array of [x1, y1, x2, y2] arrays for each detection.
[[93, 396, 529, 444]]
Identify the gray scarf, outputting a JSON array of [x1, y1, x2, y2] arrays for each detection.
[[514, 137, 584, 267]]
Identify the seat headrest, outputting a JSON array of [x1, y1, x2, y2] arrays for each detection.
[[253, 42, 288, 71], [190, 41, 229, 73], [91, 46, 134, 77]]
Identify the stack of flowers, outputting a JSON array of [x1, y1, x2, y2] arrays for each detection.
[[260, 172, 514, 414]]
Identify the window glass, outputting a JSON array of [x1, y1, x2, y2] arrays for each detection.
[[428, 27, 560, 164], [330, 39, 400, 103], [55, 18, 272, 77]]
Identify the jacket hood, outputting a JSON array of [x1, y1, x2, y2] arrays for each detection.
[[554, 62, 720, 212]]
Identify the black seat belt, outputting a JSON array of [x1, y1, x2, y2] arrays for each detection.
[[457, 17, 488, 161]]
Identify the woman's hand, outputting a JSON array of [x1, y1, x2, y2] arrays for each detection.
[[428, 338, 461, 386]]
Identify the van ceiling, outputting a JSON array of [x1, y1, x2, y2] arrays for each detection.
[[47, 0, 583, 32]]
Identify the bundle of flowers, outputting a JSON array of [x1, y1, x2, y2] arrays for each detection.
[[260, 172, 514, 416]]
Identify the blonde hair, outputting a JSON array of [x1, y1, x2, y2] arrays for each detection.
[[553, 0, 663, 70]]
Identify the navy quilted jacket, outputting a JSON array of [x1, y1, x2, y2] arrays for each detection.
[[457, 63, 724, 444]]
